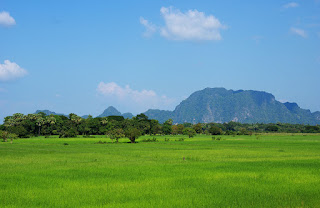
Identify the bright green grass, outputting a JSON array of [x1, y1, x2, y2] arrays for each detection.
[[1, 134, 320, 207]]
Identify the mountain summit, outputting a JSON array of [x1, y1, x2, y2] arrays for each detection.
[[35, 88, 320, 125], [144, 88, 320, 124], [98, 106, 133, 119]]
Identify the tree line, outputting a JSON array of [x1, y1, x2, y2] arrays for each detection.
[[1, 112, 319, 143]]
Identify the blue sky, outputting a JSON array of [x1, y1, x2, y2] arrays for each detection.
[[0, 0, 320, 121]]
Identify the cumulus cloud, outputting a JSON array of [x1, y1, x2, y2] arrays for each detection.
[[140, 7, 226, 41], [290, 27, 308, 38], [97, 82, 175, 112], [0, 60, 27, 81], [0, 11, 16, 26], [140, 17, 157, 37], [283, 2, 299, 9]]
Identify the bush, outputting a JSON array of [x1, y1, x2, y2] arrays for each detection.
[[212, 136, 223, 141], [8, 126, 29, 138], [265, 125, 279, 132], [95, 140, 106, 144], [209, 126, 222, 135], [183, 128, 196, 138], [124, 128, 141, 143], [141, 137, 158, 142], [59, 128, 78, 138]]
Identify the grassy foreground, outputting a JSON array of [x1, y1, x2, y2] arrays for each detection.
[[1, 134, 320, 207]]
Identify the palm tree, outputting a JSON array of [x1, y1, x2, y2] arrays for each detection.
[[45, 115, 56, 135], [36, 116, 45, 136]]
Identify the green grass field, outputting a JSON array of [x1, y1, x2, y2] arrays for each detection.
[[1, 134, 320, 207]]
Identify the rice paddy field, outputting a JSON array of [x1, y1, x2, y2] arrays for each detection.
[[1, 134, 320, 207]]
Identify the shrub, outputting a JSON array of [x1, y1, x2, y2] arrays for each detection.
[[141, 137, 158, 142], [265, 125, 279, 132], [212, 136, 222, 141], [209, 126, 223, 135], [59, 128, 78, 138], [124, 128, 141, 143], [95, 140, 106, 144], [183, 128, 196, 138]]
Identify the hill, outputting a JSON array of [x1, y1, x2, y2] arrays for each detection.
[[34, 110, 64, 116], [144, 88, 320, 124], [98, 106, 133, 119]]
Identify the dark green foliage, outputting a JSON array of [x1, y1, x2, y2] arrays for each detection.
[[108, 128, 124, 143], [265, 125, 279, 132], [193, 123, 203, 134], [59, 128, 78, 138], [1, 111, 320, 141], [141, 137, 158, 142], [107, 116, 124, 122], [162, 124, 172, 135], [8, 125, 29, 138], [209, 126, 222, 135], [124, 128, 141, 143], [303, 125, 320, 133], [0, 130, 8, 142], [95, 140, 106, 144], [212, 136, 223, 141], [183, 127, 196, 138]]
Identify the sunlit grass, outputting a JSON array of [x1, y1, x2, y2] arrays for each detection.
[[1, 134, 320, 207]]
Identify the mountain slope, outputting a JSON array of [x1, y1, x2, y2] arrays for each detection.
[[144, 88, 320, 124], [98, 106, 122, 117], [35, 110, 64, 116], [144, 109, 174, 123]]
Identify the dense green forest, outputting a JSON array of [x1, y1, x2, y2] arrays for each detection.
[[1, 112, 320, 143]]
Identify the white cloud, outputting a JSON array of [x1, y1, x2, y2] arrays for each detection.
[[97, 82, 175, 112], [140, 17, 157, 37], [160, 7, 226, 41], [283, 2, 299, 9], [140, 7, 226, 41], [290, 27, 307, 38], [0, 60, 27, 81], [0, 11, 16, 26]]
